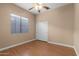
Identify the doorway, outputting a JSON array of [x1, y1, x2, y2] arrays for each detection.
[[36, 21, 48, 41]]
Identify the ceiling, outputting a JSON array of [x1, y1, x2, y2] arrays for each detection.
[[14, 3, 69, 15]]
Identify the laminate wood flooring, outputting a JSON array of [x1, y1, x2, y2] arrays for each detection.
[[0, 40, 76, 56]]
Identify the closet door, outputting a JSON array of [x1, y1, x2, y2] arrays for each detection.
[[36, 21, 48, 41]]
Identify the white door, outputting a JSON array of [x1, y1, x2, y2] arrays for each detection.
[[36, 21, 48, 41]]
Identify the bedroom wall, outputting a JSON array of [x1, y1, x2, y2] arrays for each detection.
[[0, 3, 36, 49], [36, 4, 74, 46], [74, 3, 79, 55]]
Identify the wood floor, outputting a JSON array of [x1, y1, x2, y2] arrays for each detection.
[[0, 40, 76, 56]]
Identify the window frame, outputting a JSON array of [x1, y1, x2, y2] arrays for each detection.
[[11, 13, 29, 34]]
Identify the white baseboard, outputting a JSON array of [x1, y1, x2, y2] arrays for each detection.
[[48, 41, 74, 48], [48, 41, 78, 56], [0, 39, 36, 51], [73, 46, 79, 56], [0, 39, 77, 55]]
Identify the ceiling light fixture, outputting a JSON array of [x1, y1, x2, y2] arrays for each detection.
[[29, 3, 50, 13]]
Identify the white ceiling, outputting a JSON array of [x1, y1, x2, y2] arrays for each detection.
[[14, 3, 69, 15]]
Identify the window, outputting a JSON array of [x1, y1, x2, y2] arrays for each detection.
[[11, 14, 29, 33], [21, 17, 29, 33]]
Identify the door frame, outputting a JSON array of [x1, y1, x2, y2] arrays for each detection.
[[36, 21, 48, 41]]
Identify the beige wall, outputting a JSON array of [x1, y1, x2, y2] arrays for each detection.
[[36, 4, 74, 46], [0, 4, 35, 49], [74, 4, 79, 55]]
